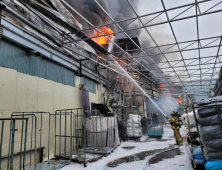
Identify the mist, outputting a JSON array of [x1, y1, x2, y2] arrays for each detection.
[[151, 93, 179, 117]]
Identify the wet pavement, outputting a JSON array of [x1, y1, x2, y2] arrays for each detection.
[[107, 149, 164, 167], [148, 147, 180, 165]]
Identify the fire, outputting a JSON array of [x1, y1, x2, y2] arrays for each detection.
[[177, 97, 182, 104], [159, 84, 165, 90], [92, 26, 113, 44]]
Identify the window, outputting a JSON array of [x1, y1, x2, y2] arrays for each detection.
[[91, 102, 101, 116]]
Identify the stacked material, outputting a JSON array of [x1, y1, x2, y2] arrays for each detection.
[[181, 111, 198, 132], [196, 96, 222, 170], [182, 111, 203, 166], [86, 116, 120, 149], [127, 114, 142, 138], [185, 143, 203, 166]]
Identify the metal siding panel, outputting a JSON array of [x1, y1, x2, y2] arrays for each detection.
[[43, 59, 47, 79], [0, 39, 3, 66], [25, 56, 30, 75], [80, 77, 96, 93], [30, 56, 35, 76], [62, 67, 65, 85], [71, 71, 75, 87], [65, 69, 68, 85], [0, 38, 76, 87]]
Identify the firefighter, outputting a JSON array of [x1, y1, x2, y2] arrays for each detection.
[[168, 112, 183, 146]]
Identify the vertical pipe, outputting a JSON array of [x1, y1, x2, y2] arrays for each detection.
[[75, 115, 77, 150], [73, 111, 75, 152], [30, 115, 33, 168], [100, 83, 103, 103], [19, 115, 24, 170], [93, 113, 95, 156], [83, 112, 87, 167], [70, 110, 72, 162], [23, 119, 28, 170], [114, 112, 116, 150], [64, 111, 67, 157], [40, 114, 42, 159], [7, 119, 12, 170], [95, 110, 97, 158], [59, 111, 61, 160], [77, 109, 79, 151], [48, 113, 50, 161], [10, 119, 16, 170], [107, 111, 109, 153], [34, 116, 37, 170], [100, 113, 103, 155], [0, 120, 4, 170], [55, 111, 57, 157]]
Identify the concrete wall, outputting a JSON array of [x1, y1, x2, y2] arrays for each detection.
[[0, 66, 103, 168]]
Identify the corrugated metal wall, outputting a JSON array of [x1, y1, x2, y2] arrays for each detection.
[[0, 38, 76, 87], [81, 77, 96, 94]]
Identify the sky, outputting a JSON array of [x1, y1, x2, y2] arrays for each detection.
[[131, 0, 222, 99]]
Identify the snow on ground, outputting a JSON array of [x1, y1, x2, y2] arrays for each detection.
[[61, 124, 193, 170]]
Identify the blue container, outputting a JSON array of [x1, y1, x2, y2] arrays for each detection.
[[148, 127, 163, 138]]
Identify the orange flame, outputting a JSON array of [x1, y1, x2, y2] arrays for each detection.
[[92, 26, 113, 44], [177, 97, 182, 104], [159, 84, 165, 90]]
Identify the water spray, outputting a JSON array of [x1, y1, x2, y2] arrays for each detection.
[[113, 60, 168, 119]]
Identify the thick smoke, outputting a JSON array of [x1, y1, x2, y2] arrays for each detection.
[[65, 0, 110, 30], [151, 93, 179, 117], [64, 0, 182, 91], [64, 0, 140, 36]]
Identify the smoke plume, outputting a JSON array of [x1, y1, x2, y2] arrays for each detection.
[[64, 0, 182, 88], [151, 93, 179, 117]]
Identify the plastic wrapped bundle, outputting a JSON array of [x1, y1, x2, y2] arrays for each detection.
[[205, 160, 222, 170], [127, 114, 141, 124], [197, 114, 222, 126], [193, 145, 202, 156], [200, 125, 222, 142], [198, 107, 222, 118], [193, 159, 203, 165], [127, 128, 142, 137], [204, 147, 222, 160], [127, 122, 140, 128], [181, 111, 197, 128], [127, 114, 142, 138], [204, 138, 222, 152], [197, 96, 222, 106]]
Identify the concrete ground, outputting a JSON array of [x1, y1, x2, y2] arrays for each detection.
[[61, 124, 194, 170]]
